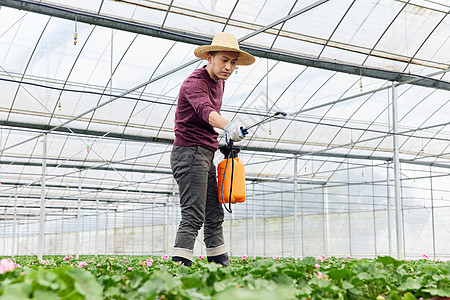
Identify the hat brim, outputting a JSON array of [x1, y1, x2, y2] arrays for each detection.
[[194, 45, 255, 66]]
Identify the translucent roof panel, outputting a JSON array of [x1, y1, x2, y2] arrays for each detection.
[[1, 0, 450, 226]]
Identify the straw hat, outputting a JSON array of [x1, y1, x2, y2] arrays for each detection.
[[194, 32, 255, 66]]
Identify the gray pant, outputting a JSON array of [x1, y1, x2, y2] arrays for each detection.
[[170, 145, 226, 260]]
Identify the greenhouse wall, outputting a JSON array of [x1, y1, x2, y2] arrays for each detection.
[[3, 208, 449, 260]]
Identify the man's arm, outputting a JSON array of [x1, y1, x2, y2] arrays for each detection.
[[210, 111, 246, 142], [208, 111, 229, 130]]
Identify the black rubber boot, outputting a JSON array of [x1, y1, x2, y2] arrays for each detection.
[[171, 256, 192, 267], [207, 252, 230, 266]]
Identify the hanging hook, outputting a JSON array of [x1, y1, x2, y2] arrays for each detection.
[[74, 15, 78, 45], [359, 68, 363, 92]]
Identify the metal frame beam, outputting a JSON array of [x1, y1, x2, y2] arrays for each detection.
[[1, 120, 450, 169], [1, 0, 450, 91], [0, 181, 173, 195]]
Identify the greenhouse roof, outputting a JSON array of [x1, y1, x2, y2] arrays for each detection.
[[1, 0, 450, 219]]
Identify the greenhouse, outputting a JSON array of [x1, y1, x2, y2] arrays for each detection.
[[1, 0, 450, 265]]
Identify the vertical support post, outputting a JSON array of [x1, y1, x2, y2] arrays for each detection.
[[281, 190, 284, 257], [95, 194, 99, 257], [252, 182, 256, 257], [61, 210, 64, 255], [301, 183, 304, 257], [105, 205, 109, 255], [26, 215, 30, 254], [122, 205, 125, 254], [114, 210, 117, 255], [294, 155, 298, 258], [3, 210, 6, 255], [132, 202, 135, 256], [165, 197, 169, 254], [76, 170, 81, 259], [386, 162, 392, 256], [372, 163, 377, 256], [142, 204, 145, 255], [38, 133, 47, 261], [392, 84, 404, 259], [172, 183, 176, 256], [323, 184, 329, 256], [429, 167, 436, 260], [246, 187, 249, 255], [347, 160, 352, 256], [263, 184, 266, 257], [12, 187, 18, 256], [151, 206, 154, 255]]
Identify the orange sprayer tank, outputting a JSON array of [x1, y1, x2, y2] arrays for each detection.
[[217, 146, 246, 204]]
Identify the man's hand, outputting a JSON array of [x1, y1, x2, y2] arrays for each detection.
[[224, 122, 246, 142]]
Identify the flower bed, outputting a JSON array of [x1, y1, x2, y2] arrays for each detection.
[[0, 255, 449, 299]]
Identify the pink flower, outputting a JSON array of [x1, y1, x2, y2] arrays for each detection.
[[273, 256, 278, 260], [77, 261, 87, 268], [323, 256, 328, 259], [346, 255, 352, 259], [314, 263, 320, 269], [198, 255, 205, 259], [128, 267, 132, 271], [70, 263, 74, 267], [146, 259, 153, 267], [63, 255, 73, 261], [0, 258, 19, 274], [97, 263, 101, 267], [316, 271, 323, 279], [40, 260, 48, 265], [317, 256, 324, 262], [422, 254, 429, 259], [242, 255, 248, 260], [158, 254, 169, 261]]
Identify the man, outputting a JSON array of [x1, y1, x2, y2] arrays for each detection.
[[170, 32, 255, 266]]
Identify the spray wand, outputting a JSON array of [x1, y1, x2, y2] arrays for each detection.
[[240, 111, 288, 136]]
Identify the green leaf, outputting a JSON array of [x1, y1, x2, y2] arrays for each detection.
[[33, 290, 59, 300], [328, 268, 350, 280], [423, 288, 450, 297], [377, 256, 397, 265], [103, 286, 122, 298], [66, 269, 103, 300], [402, 292, 417, 300], [129, 273, 143, 289], [385, 291, 402, 300], [282, 269, 304, 280], [341, 280, 354, 290], [0, 282, 31, 300], [35, 270, 61, 290], [181, 275, 204, 289], [397, 277, 422, 291], [213, 280, 237, 293], [214, 285, 295, 300], [302, 257, 316, 266], [356, 272, 372, 280], [137, 271, 182, 296]]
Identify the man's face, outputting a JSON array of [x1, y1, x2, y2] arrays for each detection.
[[206, 51, 239, 81]]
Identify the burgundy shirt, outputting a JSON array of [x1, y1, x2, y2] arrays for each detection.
[[174, 66, 224, 151]]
